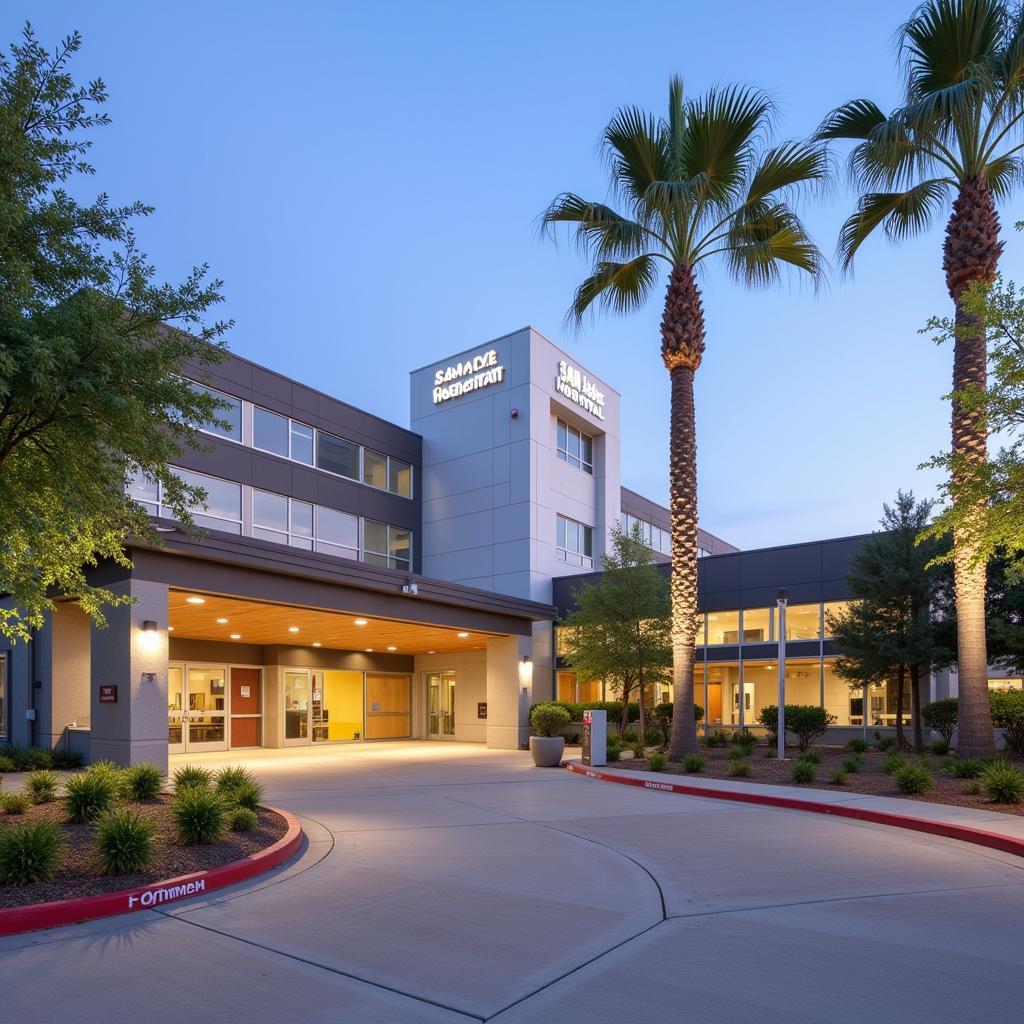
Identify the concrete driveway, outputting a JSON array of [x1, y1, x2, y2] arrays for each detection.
[[2, 743, 1022, 1023]]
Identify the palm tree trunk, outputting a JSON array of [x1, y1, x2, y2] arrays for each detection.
[[943, 175, 1001, 758], [663, 263, 705, 760]]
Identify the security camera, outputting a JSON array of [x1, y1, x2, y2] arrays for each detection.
[[402, 582, 418, 595]]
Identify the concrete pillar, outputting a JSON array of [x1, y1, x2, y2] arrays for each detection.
[[89, 578, 169, 771], [486, 634, 533, 750]]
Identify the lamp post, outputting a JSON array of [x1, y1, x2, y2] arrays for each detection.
[[776, 589, 789, 761]]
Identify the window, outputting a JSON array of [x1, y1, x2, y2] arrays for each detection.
[[187, 381, 241, 441], [555, 514, 593, 568], [290, 422, 314, 464], [253, 407, 290, 457], [363, 449, 388, 490], [316, 430, 360, 479], [741, 608, 772, 644], [622, 512, 671, 554], [822, 601, 852, 637], [389, 458, 412, 498], [363, 520, 412, 570], [785, 603, 821, 641], [556, 419, 593, 473], [127, 470, 160, 515], [706, 610, 740, 646], [252, 489, 313, 550], [315, 506, 359, 560], [173, 468, 242, 533]]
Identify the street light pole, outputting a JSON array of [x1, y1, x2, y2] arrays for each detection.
[[776, 589, 789, 761]]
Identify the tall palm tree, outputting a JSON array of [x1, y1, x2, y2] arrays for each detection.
[[542, 77, 825, 757], [817, 0, 1024, 757]]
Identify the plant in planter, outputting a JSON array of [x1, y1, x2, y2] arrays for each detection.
[[529, 703, 571, 767]]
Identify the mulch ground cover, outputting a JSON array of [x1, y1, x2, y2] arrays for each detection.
[[0, 794, 288, 909], [590, 743, 1024, 818]]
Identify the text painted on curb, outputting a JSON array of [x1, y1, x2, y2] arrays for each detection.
[[127, 878, 205, 909]]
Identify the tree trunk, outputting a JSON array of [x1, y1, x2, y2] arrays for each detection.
[[662, 263, 705, 760], [637, 675, 646, 746], [943, 175, 1001, 758], [910, 662, 923, 751], [896, 664, 911, 751]]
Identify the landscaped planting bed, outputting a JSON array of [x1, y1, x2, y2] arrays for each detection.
[[0, 761, 288, 910], [601, 737, 1024, 817]]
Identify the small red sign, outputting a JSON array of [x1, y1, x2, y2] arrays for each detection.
[[99, 685, 118, 704]]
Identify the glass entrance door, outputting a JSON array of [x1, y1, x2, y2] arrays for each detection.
[[168, 664, 229, 753], [284, 670, 311, 745], [427, 671, 456, 739]]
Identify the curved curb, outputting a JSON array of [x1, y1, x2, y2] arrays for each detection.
[[0, 806, 303, 938], [564, 762, 1024, 860]]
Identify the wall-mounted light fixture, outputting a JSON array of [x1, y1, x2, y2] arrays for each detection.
[[521, 655, 531, 664], [140, 619, 159, 650]]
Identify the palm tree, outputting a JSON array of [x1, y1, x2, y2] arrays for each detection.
[[817, 0, 1024, 757], [542, 77, 825, 757]]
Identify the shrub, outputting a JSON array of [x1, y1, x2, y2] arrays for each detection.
[[26, 770, 58, 804], [704, 729, 730, 748], [990, 690, 1024, 756], [876, 735, 898, 753], [842, 755, 864, 774], [2, 792, 31, 815], [95, 809, 155, 874], [801, 749, 822, 765], [228, 780, 263, 812], [951, 758, 985, 779], [964, 779, 983, 795], [173, 765, 213, 791], [606, 742, 621, 762], [17, 749, 54, 771], [630, 741, 646, 758], [621, 729, 640, 744], [0, 755, 15, 773], [122, 763, 164, 801], [530, 702, 571, 738], [930, 739, 951, 756], [52, 748, 84, 770], [757, 705, 836, 751], [229, 807, 258, 831], [646, 752, 668, 772], [881, 752, 905, 775], [830, 768, 848, 786], [88, 759, 123, 777], [727, 744, 748, 761], [980, 760, 1024, 804], [791, 760, 816, 784], [65, 770, 117, 823], [728, 758, 752, 778], [216, 766, 258, 795], [172, 786, 225, 844], [921, 698, 959, 745], [846, 738, 870, 753], [0, 822, 63, 885], [682, 753, 705, 773], [893, 762, 932, 795]]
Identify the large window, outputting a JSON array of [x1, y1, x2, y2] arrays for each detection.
[[556, 420, 594, 474], [556, 514, 593, 568], [187, 381, 241, 441], [253, 407, 315, 465], [316, 430, 360, 480], [252, 489, 313, 550], [316, 506, 359, 561], [741, 608, 772, 644], [706, 610, 740, 646], [174, 468, 243, 533], [622, 512, 671, 555], [363, 520, 412, 571], [785, 603, 821, 640]]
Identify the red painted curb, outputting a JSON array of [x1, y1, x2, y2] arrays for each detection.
[[0, 806, 303, 938], [565, 762, 1024, 859]]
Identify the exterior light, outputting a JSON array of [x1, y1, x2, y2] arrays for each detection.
[[387, 645, 397, 652], [288, 626, 300, 633], [365, 648, 374, 653], [186, 596, 205, 605], [230, 633, 241, 640], [427, 650, 435, 655], [354, 618, 368, 626], [142, 620, 158, 633], [312, 642, 322, 648], [216, 617, 229, 624], [140, 620, 159, 650], [168, 625, 175, 632], [522, 655, 531, 664], [457, 631, 469, 639]]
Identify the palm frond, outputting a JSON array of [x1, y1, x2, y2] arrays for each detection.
[[984, 150, 1024, 196], [746, 140, 829, 204], [816, 98, 888, 141], [837, 179, 951, 268], [665, 74, 687, 176], [567, 255, 661, 326], [724, 203, 823, 286], [603, 105, 668, 203], [539, 193, 652, 259]]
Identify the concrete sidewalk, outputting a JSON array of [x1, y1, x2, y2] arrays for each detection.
[[2, 743, 1022, 1023]]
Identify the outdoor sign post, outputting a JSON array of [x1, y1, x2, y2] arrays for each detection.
[[582, 709, 607, 767]]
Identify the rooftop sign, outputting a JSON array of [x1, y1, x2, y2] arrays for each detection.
[[556, 360, 605, 420], [432, 349, 505, 404]]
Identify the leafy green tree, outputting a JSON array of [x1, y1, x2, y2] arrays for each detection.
[[0, 25, 230, 642], [828, 492, 950, 750], [816, 0, 1024, 756], [543, 77, 825, 757], [559, 523, 672, 741]]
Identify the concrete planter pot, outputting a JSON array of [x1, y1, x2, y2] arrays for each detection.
[[529, 735, 565, 767]]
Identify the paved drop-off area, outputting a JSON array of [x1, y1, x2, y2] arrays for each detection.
[[2, 744, 1022, 1023]]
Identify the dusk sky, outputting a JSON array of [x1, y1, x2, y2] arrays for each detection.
[[11, 2, 1024, 550]]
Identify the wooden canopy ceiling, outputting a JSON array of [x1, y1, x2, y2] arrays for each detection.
[[168, 591, 497, 655]]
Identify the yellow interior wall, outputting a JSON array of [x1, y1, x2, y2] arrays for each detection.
[[323, 670, 363, 740]]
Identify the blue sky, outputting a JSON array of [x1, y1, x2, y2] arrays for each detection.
[[10, 2, 1024, 549]]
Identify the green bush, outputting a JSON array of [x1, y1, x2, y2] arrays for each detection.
[[980, 759, 1024, 803], [842, 755, 864, 774], [876, 735, 898, 753], [529, 702, 572, 738], [727, 744, 748, 761], [229, 807, 259, 831], [173, 765, 213, 791], [830, 768, 848, 786], [728, 758, 752, 778], [630, 741, 646, 758], [26, 770, 58, 804], [951, 758, 985, 779], [606, 742, 621, 762], [990, 690, 1024, 756], [921, 698, 959, 745], [95, 809, 155, 874], [2, 792, 31, 815], [65, 770, 117, 823], [791, 760, 816, 784], [846, 738, 870, 753], [0, 755, 15, 772], [646, 752, 668, 772], [704, 729, 730, 748], [963, 778, 983, 795], [733, 730, 758, 749], [881, 752, 905, 775], [801, 749, 822, 765], [172, 786, 225, 844], [930, 739, 951, 756], [52, 748, 84, 770], [215, 765, 258, 796], [121, 763, 164, 801], [621, 729, 639, 744], [87, 759, 123, 777], [682, 753, 705, 773], [18, 749, 54, 771], [0, 821, 63, 885], [228, 780, 263, 812], [893, 762, 932, 794], [757, 705, 836, 751]]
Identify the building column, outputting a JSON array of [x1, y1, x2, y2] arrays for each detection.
[[89, 578, 169, 771], [485, 634, 533, 750]]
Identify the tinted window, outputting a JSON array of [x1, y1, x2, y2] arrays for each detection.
[[316, 431, 359, 479], [389, 459, 412, 498], [253, 407, 289, 457], [363, 449, 388, 490]]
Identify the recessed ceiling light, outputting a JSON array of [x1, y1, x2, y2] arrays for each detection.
[[229, 633, 241, 640], [365, 647, 374, 653], [457, 631, 469, 638], [168, 625, 175, 632], [312, 642, 322, 648], [427, 650, 435, 655], [186, 596, 206, 605], [216, 617, 228, 624], [387, 645, 397, 652], [354, 618, 368, 626], [288, 626, 299, 633]]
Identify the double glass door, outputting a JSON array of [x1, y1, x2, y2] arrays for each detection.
[[427, 671, 456, 739], [169, 665, 228, 753]]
